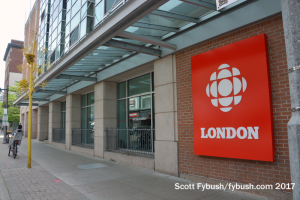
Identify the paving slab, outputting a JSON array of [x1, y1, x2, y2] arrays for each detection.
[[0, 131, 272, 200]]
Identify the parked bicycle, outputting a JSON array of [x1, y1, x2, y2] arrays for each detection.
[[8, 129, 23, 158]]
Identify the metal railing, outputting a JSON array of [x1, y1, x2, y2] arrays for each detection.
[[72, 129, 94, 148], [106, 128, 155, 157], [52, 129, 65, 143]]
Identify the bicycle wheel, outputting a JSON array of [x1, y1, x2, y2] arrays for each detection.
[[8, 146, 11, 156], [13, 143, 17, 158]]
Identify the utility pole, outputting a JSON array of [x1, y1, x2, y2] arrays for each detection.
[[1, 85, 9, 143]]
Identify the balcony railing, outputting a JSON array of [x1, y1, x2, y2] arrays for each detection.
[[72, 129, 94, 148], [106, 128, 154, 157], [52, 129, 65, 143]]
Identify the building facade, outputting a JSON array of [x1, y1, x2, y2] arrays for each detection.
[[20, 0, 40, 139], [3, 40, 24, 95], [14, 0, 300, 199]]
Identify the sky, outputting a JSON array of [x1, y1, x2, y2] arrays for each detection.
[[0, 0, 33, 89]]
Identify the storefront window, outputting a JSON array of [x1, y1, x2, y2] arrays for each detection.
[[117, 73, 154, 129], [60, 101, 66, 141], [81, 92, 94, 144], [61, 101, 66, 129], [117, 73, 155, 152]]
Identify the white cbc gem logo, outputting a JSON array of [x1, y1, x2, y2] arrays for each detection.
[[206, 64, 247, 112]]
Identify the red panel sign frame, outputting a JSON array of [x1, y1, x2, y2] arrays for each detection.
[[191, 34, 274, 162]]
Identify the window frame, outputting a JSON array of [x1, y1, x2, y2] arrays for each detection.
[[117, 72, 154, 129]]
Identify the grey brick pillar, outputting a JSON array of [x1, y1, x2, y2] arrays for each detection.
[[281, 1, 300, 199]]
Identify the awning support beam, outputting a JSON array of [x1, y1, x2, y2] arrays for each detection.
[[105, 39, 161, 56], [118, 31, 177, 50], [18, 103, 39, 106], [132, 22, 179, 32], [22, 98, 49, 102], [36, 90, 67, 94], [56, 74, 97, 81]]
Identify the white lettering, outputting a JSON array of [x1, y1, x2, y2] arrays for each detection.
[[208, 128, 216, 138], [226, 127, 236, 139], [237, 127, 247, 139], [216, 128, 225, 138], [247, 127, 259, 139], [200, 127, 259, 139], [201, 128, 208, 138]]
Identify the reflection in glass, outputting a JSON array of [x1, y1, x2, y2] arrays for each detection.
[[95, 0, 104, 25], [87, 92, 94, 106], [117, 81, 126, 99], [128, 74, 150, 96]]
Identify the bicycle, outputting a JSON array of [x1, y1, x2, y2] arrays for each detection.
[[8, 130, 23, 159]]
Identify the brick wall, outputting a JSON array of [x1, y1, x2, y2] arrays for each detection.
[[8, 47, 23, 73], [176, 15, 291, 189]]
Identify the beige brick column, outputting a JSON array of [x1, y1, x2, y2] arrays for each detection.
[[37, 106, 49, 141], [154, 55, 178, 176], [66, 94, 81, 150], [31, 109, 37, 139], [48, 102, 61, 145], [94, 82, 117, 159], [24, 111, 28, 138]]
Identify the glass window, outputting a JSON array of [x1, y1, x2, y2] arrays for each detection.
[[105, 0, 121, 13], [95, 0, 104, 24], [81, 92, 95, 145], [117, 100, 126, 128], [117, 73, 155, 130], [81, 94, 87, 107], [87, 2, 94, 16], [66, 10, 71, 23], [87, 92, 94, 106], [117, 81, 126, 99], [87, 16, 94, 33], [69, 26, 79, 46], [66, 22, 70, 36], [128, 74, 150, 96], [80, 18, 87, 37], [71, 11, 80, 31], [60, 101, 66, 129], [87, 106, 94, 129], [81, 107, 86, 128], [71, 0, 81, 18]]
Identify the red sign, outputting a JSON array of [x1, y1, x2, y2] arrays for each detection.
[[191, 34, 274, 161], [130, 113, 138, 118]]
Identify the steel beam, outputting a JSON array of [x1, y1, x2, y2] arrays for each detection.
[[36, 90, 67, 94], [83, 55, 122, 59], [18, 103, 39, 106], [104, 39, 161, 56], [118, 31, 177, 50], [132, 22, 179, 32], [151, 10, 199, 23], [56, 74, 97, 81], [67, 69, 102, 72], [180, 0, 217, 10], [91, 50, 132, 54], [21, 98, 49, 102], [77, 60, 111, 65], [72, 65, 105, 68]]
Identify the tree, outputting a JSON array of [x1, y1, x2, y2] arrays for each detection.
[[0, 85, 21, 126]]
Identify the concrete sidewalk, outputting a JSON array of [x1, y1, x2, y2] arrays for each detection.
[[0, 131, 271, 200]]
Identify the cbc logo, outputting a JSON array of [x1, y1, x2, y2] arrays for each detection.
[[206, 64, 247, 112]]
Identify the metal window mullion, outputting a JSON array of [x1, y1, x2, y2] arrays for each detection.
[[150, 73, 154, 153], [125, 80, 129, 151]]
